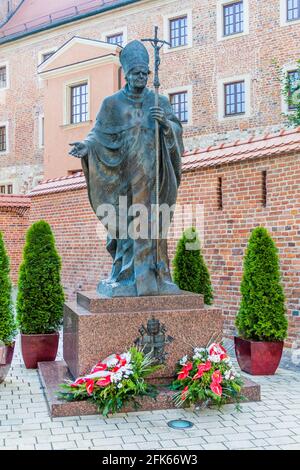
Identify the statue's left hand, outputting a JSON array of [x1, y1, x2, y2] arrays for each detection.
[[150, 106, 170, 131]]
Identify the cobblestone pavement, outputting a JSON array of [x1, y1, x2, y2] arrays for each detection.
[[0, 337, 300, 450]]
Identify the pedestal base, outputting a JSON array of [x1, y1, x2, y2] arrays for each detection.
[[63, 291, 223, 379], [38, 360, 261, 418]]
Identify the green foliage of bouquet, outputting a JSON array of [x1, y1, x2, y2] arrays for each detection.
[[0, 232, 16, 346], [59, 347, 161, 416], [173, 227, 213, 305], [236, 227, 288, 342], [171, 343, 243, 409]]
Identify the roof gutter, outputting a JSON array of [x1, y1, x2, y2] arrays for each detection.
[[0, 0, 141, 46]]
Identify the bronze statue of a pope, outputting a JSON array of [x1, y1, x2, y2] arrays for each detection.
[[69, 40, 184, 297]]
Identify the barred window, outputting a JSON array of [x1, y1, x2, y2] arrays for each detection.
[[107, 33, 124, 46], [223, 1, 244, 36], [0, 126, 6, 152], [288, 70, 300, 109], [70, 83, 88, 124], [169, 16, 188, 48], [170, 92, 188, 123], [0, 185, 5, 194], [224, 81, 245, 116], [0, 184, 13, 194], [0, 66, 7, 88], [7, 184, 13, 195], [287, 0, 300, 21]]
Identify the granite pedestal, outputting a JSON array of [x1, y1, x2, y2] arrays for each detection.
[[63, 291, 223, 380]]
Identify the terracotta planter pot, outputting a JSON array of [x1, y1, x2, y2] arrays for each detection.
[[21, 332, 59, 369], [234, 336, 283, 375], [0, 342, 15, 383]]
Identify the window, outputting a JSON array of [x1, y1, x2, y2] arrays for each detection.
[[0, 184, 13, 194], [217, 177, 223, 210], [223, 1, 244, 36], [107, 33, 124, 46], [0, 126, 6, 152], [170, 91, 188, 123], [224, 81, 245, 116], [287, 70, 300, 109], [287, 0, 300, 21], [262, 171, 267, 207], [169, 16, 188, 48], [0, 66, 7, 89], [70, 83, 88, 124]]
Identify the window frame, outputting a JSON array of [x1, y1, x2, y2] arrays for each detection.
[[287, 0, 300, 22], [287, 70, 300, 110], [101, 27, 127, 47], [63, 78, 90, 126], [38, 48, 57, 66], [280, 0, 300, 26], [70, 82, 88, 125], [217, 0, 249, 41], [164, 85, 193, 126], [163, 10, 193, 53], [106, 32, 124, 47], [0, 122, 8, 154], [0, 62, 9, 90], [223, 1, 244, 37], [218, 74, 251, 121], [281, 63, 300, 114], [224, 80, 246, 116]]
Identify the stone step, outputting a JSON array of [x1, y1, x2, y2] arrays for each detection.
[[77, 290, 204, 313], [38, 360, 261, 418]]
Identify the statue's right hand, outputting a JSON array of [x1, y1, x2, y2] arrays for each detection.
[[69, 141, 88, 158]]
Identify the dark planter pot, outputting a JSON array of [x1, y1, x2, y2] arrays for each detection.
[[234, 336, 284, 375], [21, 332, 59, 369], [0, 342, 15, 383]]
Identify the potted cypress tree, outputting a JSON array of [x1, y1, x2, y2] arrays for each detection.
[[0, 232, 17, 383], [173, 227, 213, 305], [235, 227, 288, 375], [17, 221, 64, 369]]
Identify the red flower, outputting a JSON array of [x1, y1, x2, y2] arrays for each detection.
[[119, 358, 127, 367], [96, 375, 111, 387], [178, 362, 193, 380], [210, 382, 222, 396], [193, 361, 211, 380], [91, 363, 107, 373], [71, 377, 85, 387], [112, 365, 121, 373], [212, 370, 223, 384], [181, 386, 189, 401], [85, 379, 95, 395]]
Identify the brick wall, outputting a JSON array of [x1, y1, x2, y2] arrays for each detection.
[[26, 145, 300, 347], [0, 195, 30, 284], [1, 0, 300, 191]]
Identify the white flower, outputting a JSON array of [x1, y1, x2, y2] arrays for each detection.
[[194, 347, 206, 354], [117, 383, 123, 389], [110, 371, 123, 383], [179, 355, 188, 365], [209, 355, 221, 363], [121, 352, 131, 364], [104, 355, 119, 368], [224, 371, 231, 380]]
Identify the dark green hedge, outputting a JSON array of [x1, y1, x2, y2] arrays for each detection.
[[0, 232, 16, 345], [17, 221, 65, 334], [172, 227, 213, 305], [236, 227, 288, 342]]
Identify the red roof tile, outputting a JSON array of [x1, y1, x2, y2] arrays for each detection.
[[29, 128, 300, 195], [182, 127, 300, 171]]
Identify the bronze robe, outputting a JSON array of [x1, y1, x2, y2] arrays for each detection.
[[81, 85, 183, 296]]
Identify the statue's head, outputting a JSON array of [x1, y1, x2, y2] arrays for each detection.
[[120, 40, 150, 90]]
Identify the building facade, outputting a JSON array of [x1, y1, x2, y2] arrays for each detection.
[[0, 0, 300, 192]]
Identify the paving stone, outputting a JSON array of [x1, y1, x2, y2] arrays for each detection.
[[225, 440, 256, 450], [265, 436, 297, 446]]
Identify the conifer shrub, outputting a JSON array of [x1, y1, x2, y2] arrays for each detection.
[[0, 232, 16, 345], [173, 227, 213, 305], [17, 221, 64, 334], [236, 227, 288, 342]]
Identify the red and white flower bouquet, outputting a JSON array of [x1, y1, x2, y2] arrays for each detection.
[[59, 347, 160, 416], [171, 342, 243, 409]]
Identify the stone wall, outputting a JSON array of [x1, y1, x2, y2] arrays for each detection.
[[1, 0, 300, 191], [0, 195, 30, 284], [25, 142, 300, 348]]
